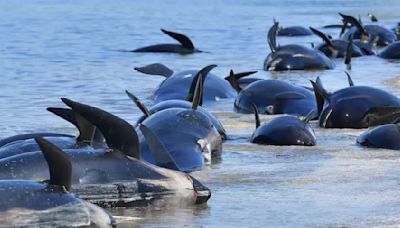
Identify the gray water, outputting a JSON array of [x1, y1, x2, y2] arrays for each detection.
[[1, 0, 400, 227]]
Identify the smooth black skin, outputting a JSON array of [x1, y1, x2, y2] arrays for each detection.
[[234, 80, 318, 118], [353, 40, 377, 55], [378, 41, 400, 59], [135, 99, 227, 140], [316, 39, 364, 58], [357, 124, 400, 150], [264, 44, 335, 71], [277, 26, 313, 36], [138, 108, 222, 172], [342, 25, 396, 47], [318, 86, 400, 128], [151, 70, 236, 104], [251, 115, 316, 146]]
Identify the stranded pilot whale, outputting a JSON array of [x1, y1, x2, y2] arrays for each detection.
[[134, 64, 238, 104], [311, 75, 400, 128], [357, 123, 400, 150], [0, 98, 211, 206], [250, 105, 316, 146], [132, 29, 201, 54], [0, 137, 116, 227], [264, 21, 334, 71], [378, 41, 400, 59]]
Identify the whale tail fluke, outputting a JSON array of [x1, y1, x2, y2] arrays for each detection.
[[161, 29, 195, 50], [225, 70, 257, 93]]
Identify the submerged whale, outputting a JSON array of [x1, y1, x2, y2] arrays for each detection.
[[134, 64, 237, 104], [250, 105, 316, 146], [357, 123, 400, 150], [378, 41, 400, 59], [132, 29, 201, 54], [0, 98, 211, 206], [264, 21, 334, 71], [311, 75, 400, 128], [277, 25, 312, 36], [0, 137, 116, 227]]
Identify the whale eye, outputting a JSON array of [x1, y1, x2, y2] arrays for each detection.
[[266, 105, 274, 114]]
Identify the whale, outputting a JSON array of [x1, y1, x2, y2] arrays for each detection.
[[264, 21, 334, 71], [340, 13, 396, 47], [0, 137, 116, 227], [233, 79, 318, 120], [250, 105, 316, 146], [357, 123, 400, 150], [0, 98, 211, 206], [134, 64, 237, 104], [378, 41, 400, 59], [132, 29, 201, 54], [277, 25, 312, 36], [309, 27, 363, 58], [311, 75, 400, 128]]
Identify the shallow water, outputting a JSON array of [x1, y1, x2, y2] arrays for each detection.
[[1, 0, 400, 227]]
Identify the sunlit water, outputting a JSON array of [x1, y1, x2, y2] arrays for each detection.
[[1, 0, 400, 227]]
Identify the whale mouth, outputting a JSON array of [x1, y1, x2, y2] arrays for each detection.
[[190, 176, 211, 204]]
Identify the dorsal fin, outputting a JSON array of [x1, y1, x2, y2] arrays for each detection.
[[310, 79, 330, 115], [125, 90, 151, 118], [339, 20, 347, 37], [345, 35, 353, 70], [302, 110, 316, 123], [35, 137, 72, 192], [339, 13, 368, 41], [225, 70, 257, 93], [250, 102, 260, 129], [186, 64, 217, 104], [192, 74, 203, 110], [47, 107, 98, 145], [139, 125, 180, 171], [309, 27, 333, 46], [368, 13, 378, 22], [61, 98, 140, 159], [268, 21, 279, 53], [133, 63, 174, 77], [345, 71, 354, 86], [161, 29, 194, 50]]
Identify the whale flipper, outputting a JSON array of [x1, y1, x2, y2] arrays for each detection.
[[345, 36, 353, 70], [186, 64, 217, 104], [268, 21, 279, 53], [225, 70, 258, 93], [61, 98, 140, 159], [139, 125, 180, 171], [345, 71, 354, 87], [134, 63, 174, 77], [35, 137, 72, 191], [125, 91, 151, 118], [309, 27, 333, 46], [161, 29, 194, 50], [250, 103, 260, 129], [302, 110, 317, 123]]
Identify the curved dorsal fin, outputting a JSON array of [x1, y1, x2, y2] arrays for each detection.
[[225, 70, 257, 93], [61, 98, 140, 159], [345, 35, 353, 70], [268, 21, 279, 53], [192, 74, 203, 110], [161, 29, 194, 50], [345, 71, 354, 86], [139, 125, 180, 171], [186, 64, 217, 104], [125, 91, 151, 118], [134, 63, 174, 77], [302, 110, 317, 123], [339, 13, 368, 41], [250, 102, 260, 129], [47, 107, 97, 144], [309, 27, 333, 46], [310, 79, 330, 115], [35, 137, 72, 192]]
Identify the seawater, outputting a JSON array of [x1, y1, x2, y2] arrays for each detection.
[[1, 0, 400, 227]]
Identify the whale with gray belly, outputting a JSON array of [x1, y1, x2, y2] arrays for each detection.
[[264, 21, 334, 71], [132, 29, 201, 54], [0, 137, 116, 227], [0, 98, 211, 206]]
